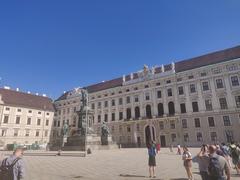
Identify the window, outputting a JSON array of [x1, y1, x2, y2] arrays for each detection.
[[111, 100, 115, 106], [38, 111, 41, 115], [170, 120, 175, 129], [216, 79, 224, 89], [223, 116, 231, 126], [98, 102, 101, 108], [156, 82, 161, 86], [167, 89, 172, 97], [219, 98, 228, 109], [134, 87, 138, 90], [3, 115, 9, 123], [25, 130, 30, 137], [127, 126, 131, 132], [119, 98, 123, 105], [202, 81, 209, 91], [184, 133, 189, 142], [145, 85, 149, 88], [225, 130, 234, 143], [145, 93, 150, 100], [5, 107, 10, 111], [126, 89, 130, 92], [182, 119, 187, 128], [119, 112, 123, 120], [91, 103, 95, 109], [104, 114, 108, 122], [28, 110, 32, 113], [196, 132, 203, 142], [211, 132, 217, 142], [27, 118, 31, 125], [178, 86, 184, 95], [235, 96, 240, 108], [201, 72, 207, 77], [192, 102, 199, 112], [111, 113, 115, 121], [54, 120, 57, 127], [194, 118, 201, 128], [17, 109, 21, 112], [171, 134, 177, 142], [180, 103, 186, 113], [231, 76, 239, 86], [14, 129, 18, 137], [45, 130, 48, 137], [98, 115, 101, 123], [188, 75, 194, 79], [177, 78, 182, 82], [16, 116, 20, 124], [205, 99, 213, 111], [46, 112, 49, 116], [126, 108, 131, 120], [157, 91, 162, 98], [135, 107, 140, 119], [190, 84, 196, 93], [208, 117, 215, 127], [36, 131, 40, 137], [45, 119, 49, 126], [168, 102, 175, 115], [136, 124, 140, 131], [166, 80, 171, 84], [37, 119, 41, 125], [158, 103, 164, 117], [104, 101, 108, 108], [159, 121, 164, 130], [1, 129, 7, 136], [126, 96, 131, 104], [134, 95, 139, 102], [146, 105, 152, 118], [57, 121, 60, 127]]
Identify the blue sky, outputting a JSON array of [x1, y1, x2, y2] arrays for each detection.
[[0, 0, 240, 99]]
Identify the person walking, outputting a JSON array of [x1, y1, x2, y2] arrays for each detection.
[[0, 147, 25, 180], [229, 143, 240, 174], [147, 141, 157, 178], [192, 144, 209, 180], [177, 144, 182, 155], [208, 145, 230, 180], [182, 146, 193, 180]]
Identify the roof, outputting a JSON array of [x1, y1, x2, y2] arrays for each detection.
[[0, 88, 55, 111], [55, 45, 240, 99], [86, 77, 123, 93], [175, 45, 240, 72]]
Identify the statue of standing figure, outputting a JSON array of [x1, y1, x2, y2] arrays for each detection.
[[101, 122, 110, 145], [62, 122, 69, 137]]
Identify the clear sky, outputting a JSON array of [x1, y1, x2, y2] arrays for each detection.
[[0, 0, 240, 99]]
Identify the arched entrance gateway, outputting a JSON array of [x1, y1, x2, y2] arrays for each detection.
[[145, 125, 156, 146]]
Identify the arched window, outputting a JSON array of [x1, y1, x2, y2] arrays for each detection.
[[135, 106, 140, 119], [158, 103, 164, 117], [146, 105, 152, 118], [126, 108, 131, 120], [168, 102, 175, 116]]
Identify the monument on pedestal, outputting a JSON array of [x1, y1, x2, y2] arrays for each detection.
[[61, 89, 117, 151]]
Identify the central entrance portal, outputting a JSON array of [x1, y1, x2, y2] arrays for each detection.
[[145, 125, 155, 145]]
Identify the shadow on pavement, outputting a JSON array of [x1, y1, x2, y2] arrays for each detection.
[[119, 174, 164, 180], [170, 179, 188, 180]]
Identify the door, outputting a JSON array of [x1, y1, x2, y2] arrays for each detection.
[[160, 135, 166, 147], [145, 126, 151, 146], [137, 137, 141, 147]]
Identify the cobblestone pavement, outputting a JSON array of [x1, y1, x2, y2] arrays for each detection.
[[4, 148, 240, 180]]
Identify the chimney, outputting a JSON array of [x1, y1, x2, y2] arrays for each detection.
[[130, 73, 133, 80], [122, 75, 125, 82], [36, 93, 39, 96], [27, 91, 31, 94], [16, 88, 19, 91], [42, 94, 46, 97]]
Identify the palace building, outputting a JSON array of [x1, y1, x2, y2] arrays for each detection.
[[0, 88, 55, 149], [52, 45, 240, 147]]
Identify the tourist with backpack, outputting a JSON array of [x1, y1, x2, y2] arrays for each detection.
[[229, 143, 240, 174], [182, 146, 193, 180], [0, 147, 25, 180], [147, 141, 157, 178], [192, 144, 210, 180], [208, 145, 230, 180]]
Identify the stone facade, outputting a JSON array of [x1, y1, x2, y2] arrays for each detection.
[[0, 88, 55, 149], [53, 46, 240, 147]]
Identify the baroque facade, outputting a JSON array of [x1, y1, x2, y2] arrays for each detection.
[[53, 46, 240, 147], [0, 88, 55, 149]]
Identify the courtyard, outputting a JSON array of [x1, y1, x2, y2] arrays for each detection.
[[8, 148, 240, 180]]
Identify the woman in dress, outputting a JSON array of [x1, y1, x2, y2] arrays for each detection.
[[182, 146, 193, 180], [147, 141, 157, 178]]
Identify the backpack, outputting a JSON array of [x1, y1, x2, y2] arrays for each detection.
[[208, 156, 223, 178], [148, 146, 156, 156], [0, 157, 20, 180]]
